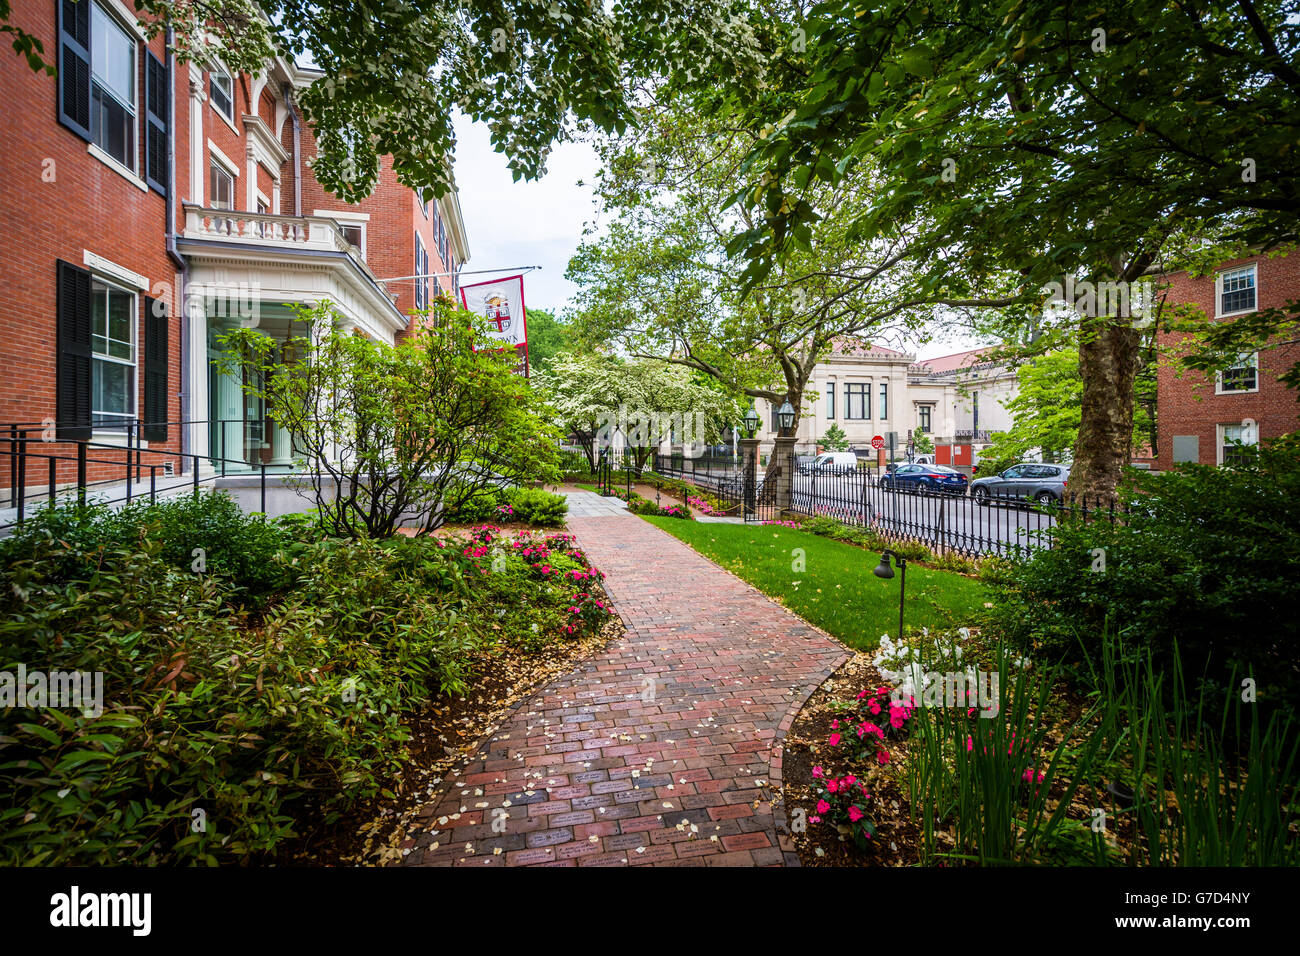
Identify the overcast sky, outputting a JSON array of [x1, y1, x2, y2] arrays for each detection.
[[449, 113, 983, 361], [450, 113, 598, 316]]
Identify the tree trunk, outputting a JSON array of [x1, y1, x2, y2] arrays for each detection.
[[1071, 317, 1141, 499]]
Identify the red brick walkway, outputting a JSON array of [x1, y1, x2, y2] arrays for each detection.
[[400, 502, 847, 866]]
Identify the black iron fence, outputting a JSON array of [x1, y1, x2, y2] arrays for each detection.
[[653, 448, 1123, 558], [1, 418, 297, 533]]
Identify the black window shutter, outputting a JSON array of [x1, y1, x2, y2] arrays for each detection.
[[142, 297, 169, 442], [144, 50, 169, 194], [56, 260, 93, 440], [57, 0, 92, 140]]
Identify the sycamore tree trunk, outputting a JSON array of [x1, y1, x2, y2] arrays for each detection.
[[1071, 316, 1141, 500]]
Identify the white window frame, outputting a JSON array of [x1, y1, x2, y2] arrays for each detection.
[[209, 159, 235, 210], [1217, 422, 1258, 466], [89, 0, 139, 175], [414, 233, 429, 310], [316, 209, 370, 259], [1215, 351, 1259, 395], [1216, 264, 1258, 318], [89, 275, 138, 433], [209, 65, 236, 128]]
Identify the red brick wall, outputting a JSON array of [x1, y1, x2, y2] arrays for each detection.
[[1, 2, 444, 495], [1156, 251, 1300, 467], [1, 1, 183, 489]]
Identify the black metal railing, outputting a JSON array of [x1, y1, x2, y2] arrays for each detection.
[[654, 448, 1122, 558], [0, 417, 300, 532]]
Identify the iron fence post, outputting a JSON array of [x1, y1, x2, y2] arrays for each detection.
[[76, 441, 86, 507]]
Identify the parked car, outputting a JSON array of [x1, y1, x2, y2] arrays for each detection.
[[802, 451, 858, 475], [795, 454, 817, 475], [969, 462, 1070, 505], [882, 463, 969, 496], [912, 453, 936, 465]]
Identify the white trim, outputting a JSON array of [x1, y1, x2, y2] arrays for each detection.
[[83, 251, 149, 291], [208, 65, 239, 131], [98, 0, 147, 41], [256, 190, 271, 210], [314, 209, 370, 222], [91, 430, 148, 448], [1214, 351, 1260, 395], [1216, 422, 1258, 466], [1215, 263, 1258, 319], [208, 140, 241, 178], [87, 142, 148, 192]]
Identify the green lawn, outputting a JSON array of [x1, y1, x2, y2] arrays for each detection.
[[643, 517, 988, 651]]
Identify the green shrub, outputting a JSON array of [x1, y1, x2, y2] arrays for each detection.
[[502, 486, 568, 526], [0, 508, 614, 865], [0, 539, 416, 865], [987, 437, 1300, 709], [0, 492, 292, 600]]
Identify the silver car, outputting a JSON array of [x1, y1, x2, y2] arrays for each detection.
[[970, 462, 1070, 505]]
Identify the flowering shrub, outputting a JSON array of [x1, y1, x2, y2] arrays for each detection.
[[686, 495, 722, 516], [761, 519, 803, 529], [810, 767, 877, 848], [829, 686, 916, 766]]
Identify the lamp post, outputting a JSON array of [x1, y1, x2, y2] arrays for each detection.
[[777, 400, 795, 436], [873, 548, 908, 647], [741, 406, 760, 522], [773, 400, 797, 517]]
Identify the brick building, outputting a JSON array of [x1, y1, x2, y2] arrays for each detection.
[[1156, 251, 1300, 468], [0, 0, 469, 498]]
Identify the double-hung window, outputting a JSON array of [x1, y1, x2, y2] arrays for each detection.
[[209, 67, 234, 122], [1219, 423, 1257, 466], [918, 405, 931, 433], [879, 382, 889, 420], [91, 278, 136, 429], [826, 382, 835, 419], [845, 383, 869, 420], [415, 234, 429, 310], [209, 160, 234, 209], [1217, 352, 1258, 393], [1218, 265, 1257, 316], [89, 2, 136, 170]]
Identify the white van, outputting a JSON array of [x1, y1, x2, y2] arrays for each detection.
[[803, 451, 858, 475]]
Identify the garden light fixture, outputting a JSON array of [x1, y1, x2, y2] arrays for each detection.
[[874, 549, 907, 648], [777, 400, 796, 434], [742, 406, 760, 439]]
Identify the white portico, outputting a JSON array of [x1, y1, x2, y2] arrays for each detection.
[[177, 205, 408, 473]]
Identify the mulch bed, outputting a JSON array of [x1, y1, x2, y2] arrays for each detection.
[[271, 519, 625, 866], [273, 614, 623, 866], [782, 652, 924, 866]]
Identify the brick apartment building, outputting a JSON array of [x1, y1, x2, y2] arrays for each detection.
[[1156, 251, 1300, 468], [0, 0, 469, 497]]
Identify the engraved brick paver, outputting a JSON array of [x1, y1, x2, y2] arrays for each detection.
[[401, 492, 847, 867]]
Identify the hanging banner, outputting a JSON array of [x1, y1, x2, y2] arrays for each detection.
[[460, 274, 528, 375]]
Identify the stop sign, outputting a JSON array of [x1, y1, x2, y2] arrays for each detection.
[[871, 435, 885, 450]]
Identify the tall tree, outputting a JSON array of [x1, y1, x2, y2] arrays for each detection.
[[714, 0, 1300, 495], [522, 307, 569, 372], [535, 352, 734, 471], [7, 0, 756, 202], [567, 85, 1016, 429]]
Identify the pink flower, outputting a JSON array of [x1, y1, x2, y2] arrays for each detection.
[[826, 779, 838, 793], [816, 799, 830, 814], [811, 766, 824, 778], [848, 806, 863, 822], [808, 815, 822, 824], [828, 733, 841, 747], [877, 750, 891, 766]]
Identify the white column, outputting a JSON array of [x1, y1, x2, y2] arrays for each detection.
[[246, 145, 258, 211], [271, 176, 281, 215], [188, 68, 205, 205]]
